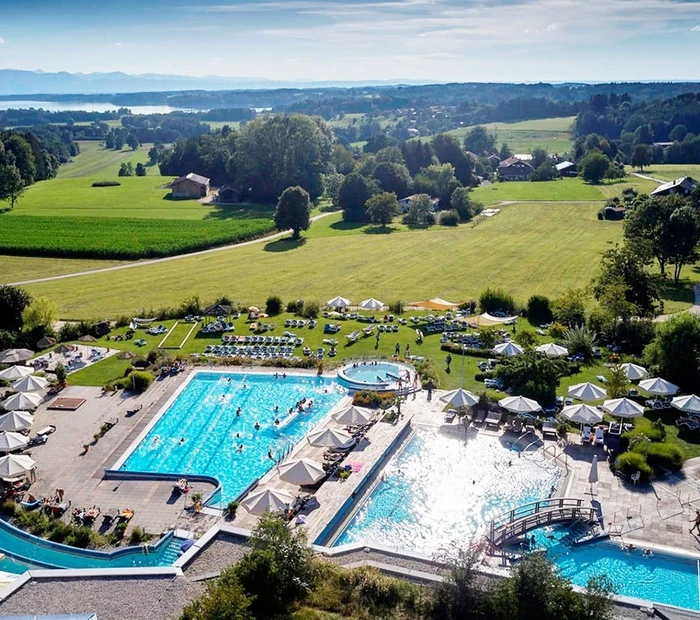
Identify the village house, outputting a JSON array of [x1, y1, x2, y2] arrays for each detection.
[[398, 194, 441, 212], [650, 176, 698, 197], [497, 156, 533, 181], [555, 161, 578, 177], [216, 184, 241, 203], [169, 173, 210, 199]]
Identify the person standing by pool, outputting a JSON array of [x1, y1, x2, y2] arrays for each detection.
[[691, 510, 700, 534], [445, 353, 452, 370], [394, 342, 400, 356]]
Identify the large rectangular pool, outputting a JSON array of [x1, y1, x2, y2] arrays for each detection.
[[120, 371, 346, 505]]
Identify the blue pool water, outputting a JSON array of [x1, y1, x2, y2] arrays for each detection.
[[530, 526, 700, 610], [337, 362, 409, 390], [334, 428, 559, 554], [122, 371, 345, 505]]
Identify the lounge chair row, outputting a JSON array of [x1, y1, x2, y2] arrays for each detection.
[[221, 335, 303, 346], [284, 319, 316, 328]]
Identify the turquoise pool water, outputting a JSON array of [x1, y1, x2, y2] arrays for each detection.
[[337, 362, 409, 390], [530, 526, 700, 610], [334, 428, 559, 554], [122, 371, 345, 505]]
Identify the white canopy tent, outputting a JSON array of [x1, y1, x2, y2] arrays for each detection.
[[638, 377, 679, 396], [278, 458, 326, 486], [535, 343, 569, 358], [241, 488, 295, 515], [1, 392, 42, 411], [0, 366, 33, 382], [498, 395, 542, 414], [568, 382, 607, 401], [307, 427, 353, 448], [360, 298, 385, 310], [440, 388, 479, 408], [671, 394, 700, 415], [326, 296, 351, 309], [0, 411, 34, 432], [10, 375, 48, 392], [0, 431, 28, 453], [620, 363, 649, 381], [602, 398, 645, 419], [493, 342, 524, 357]]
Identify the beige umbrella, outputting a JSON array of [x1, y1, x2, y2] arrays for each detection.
[[568, 382, 607, 401], [307, 427, 353, 448], [332, 405, 374, 426], [0, 411, 34, 432], [440, 388, 479, 408], [0, 366, 33, 381], [11, 375, 48, 392], [1, 391, 42, 411], [498, 395, 542, 414], [638, 377, 679, 396], [0, 454, 35, 479], [241, 488, 295, 515], [326, 296, 351, 309], [561, 404, 603, 425], [0, 349, 34, 364], [535, 343, 569, 358], [54, 344, 75, 354], [278, 458, 325, 485], [0, 431, 28, 453]]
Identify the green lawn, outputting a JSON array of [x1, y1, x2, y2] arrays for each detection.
[[23, 202, 626, 318], [2, 255, 126, 284], [159, 321, 196, 348], [471, 178, 606, 203], [640, 165, 700, 182], [57, 141, 152, 179]]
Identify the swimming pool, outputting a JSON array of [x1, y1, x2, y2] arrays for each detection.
[[121, 371, 345, 506], [530, 526, 700, 610], [333, 427, 560, 554], [337, 362, 410, 391]]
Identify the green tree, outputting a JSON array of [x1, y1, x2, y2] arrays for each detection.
[[321, 171, 344, 206], [0, 164, 24, 209], [0, 285, 31, 332], [606, 364, 629, 398], [126, 134, 139, 151], [135, 162, 146, 177], [331, 144, 355, 174], [413, 163, 461, 205], [432, 133, 474, 185], [181, 567, 253, 620], [403, 193, 435, 227], [433, 543, 487, 619], [4, 135, 36, 185], [552, 288, 587, 327], [21, 296, 57, 332], [401, 140, 434, 176], [667, 205, 700, 282], [463, 126, 496, 155], [564, 324, 598, 360], [645, 313, 700, 391], [530, 147, 549, 169], [450, 186, 483, 222], [495, 350, 568, 404], [579, 150, 611, 184], [372, 161, 412, 197], [118, 162, 134, 177], [499, 142, 513, 160], [338, 172, 377, 222], [274, 185, 311, 239], [630, 144, 652, 171], [365, 191, 399, 227], [526, 295, 553, 324]]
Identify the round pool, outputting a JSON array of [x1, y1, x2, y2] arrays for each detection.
[[337, 361, 411, 391]]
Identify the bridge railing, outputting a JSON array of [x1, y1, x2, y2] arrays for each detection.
[[489, 497, 585, 532]]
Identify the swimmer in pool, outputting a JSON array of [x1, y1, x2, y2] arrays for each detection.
[[274, 405, 279, 413], [236, 407, 242, 417], [254, 422, 261, 430], [236, 444, 244, 453], [274, 418, 280, 426], [179, 438, 185, 445], [153, 436, 159, 445]]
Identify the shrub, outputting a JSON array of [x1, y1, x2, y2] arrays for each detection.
[[287, 299, 304, 314], [526, 295, 553, 324], [91, 181, 121, 187], [414, 358, 440, 388], [548, 322, 566, 338], [615, 452, 652, 480], [54, 363, 67, 384], [301, 300, 320, 319], [388, 300, 404, 315], [126, 370, 154, 393], [129, 525, 150, 545], [227, 501, 239, 519], [265, 295, 283, 316], [479, 288, 516, 315], [58, 322, 83, 342], [640, 442, 684, 472], [48, 521, 71, 543], [353, 390, 395, 409], [64, 526, 95, 549], [563, 324, 597, 359], [1, 500, 17, 516], [439, 210, 460, 226], [459, 299, 477, 313]]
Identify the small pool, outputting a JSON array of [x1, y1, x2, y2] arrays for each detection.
[[528, 526, 700, 611], [121, 371, 345, 505], [333, 428, 559, 554], [337, 362, 410, 391]]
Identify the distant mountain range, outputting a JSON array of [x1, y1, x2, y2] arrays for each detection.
[[0, 69, 434, 96]]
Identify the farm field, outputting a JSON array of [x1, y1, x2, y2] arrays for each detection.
[[23, 202, 626, 318], [1, 255, 126, 284], [57, 141, 151, 179], [641, 164, 700, 182], [471, 178, 606, 203]]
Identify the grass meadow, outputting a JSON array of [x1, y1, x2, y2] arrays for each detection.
[[471, 177, 606, 203]]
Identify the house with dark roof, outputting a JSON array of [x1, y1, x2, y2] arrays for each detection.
[[497, 157, 533, 181], [650, 176, 698, 197], [555, 161, 578, 177], [465, 150, 480, 163], [169, 173, 210, 199], [398, 194, 441, 213], [217, 184, 241, 203]]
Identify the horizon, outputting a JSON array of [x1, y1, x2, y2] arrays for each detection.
[[1, 0, 699, 83]]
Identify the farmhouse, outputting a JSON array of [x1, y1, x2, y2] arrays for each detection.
[[169, 173, 210, 199], [398, 194, 441, 212], [465, 150, 480, 163], [217, 184, 241, 203], [650, 176, 698, 197], [555, 161, 578, 177], [603, 205, 626, 220], [497, 156, 533, 181]]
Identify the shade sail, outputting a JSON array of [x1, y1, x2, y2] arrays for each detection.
[[620, 363, 649, 381], [241, 488, 295, 515], [1, 392, 42, 411], [307, 427, 353, 448], [0, 349, 34, 364], [440, 388, 479, 408], [602, 398, 645, 418], [671, 394, 700, 414], [638, 377, 679, 396], [410, 298, 461, 310], [11, 375, 48, 392], [535, 343, 569, 358], [493, 342, 523, 356], [561, 404, 603, 425], [0, 366, 33, 381], [498, 395, 542, 414], [0, 411, 34, 432], [278, 458, 325, 485], [568, 382, 607, 401], [332, 405, 374, 426], [0, 454, 35, 478], [326, 296, 351, 308], [0, 431, 28, 453], [360, 298, 384, 310]]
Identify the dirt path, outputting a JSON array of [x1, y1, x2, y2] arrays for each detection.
[[631, 172, 664, 184], [9, 211, 336, 286]]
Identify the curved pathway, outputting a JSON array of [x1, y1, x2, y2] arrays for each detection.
[[9, 211, 336, 286], [654, 283, 700, 322]]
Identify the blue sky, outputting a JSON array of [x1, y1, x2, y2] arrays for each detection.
[[0, 0, 699, 81]]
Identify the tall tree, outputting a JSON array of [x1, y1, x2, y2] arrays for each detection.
[[578, 150, 610, 184], [450, 187, 482, 222], [630, 144, 652, 171], [126, 133, 139, 151], [413, 163, 461, 206], [402, 140, 434, 176], [463, 126, 496, 155], [0, 164, 24, 209], [645, 313, 700, 391], [372, 161, 412, 197], [432, 134, 474, 186], [338, 173, 377, 222], [274, 186, 311, 240], [0, 285, 31, 332], [365, 191, 400, 227], [21, 296, 57, 332]]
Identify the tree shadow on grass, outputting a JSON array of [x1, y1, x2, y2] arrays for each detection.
[[660, 278, 696, 306], [204, 203, 275, 221], [363, 225, 398, 235], [330, 220, 366, 233], [263, 237, 307, 252]]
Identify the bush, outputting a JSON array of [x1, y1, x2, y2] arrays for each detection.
[[639, 442, 684, 472], [54, 363, 67, 384], [388, 300, 404, 315], [548, 322, 566, 338], [265, 295, 283, 316], [526, 295, 553, 324], [1, 500, 17, 516], [129, 525, 150, 545], [58, 322, 83, 342], [91, 181, 121, 187], [415, 358, 441, 388], [286, 299, 304, 314], [227, 501, 239, 519], [352, 390, 395, 409], [125, 370, 154, 393], [479, 288, 516, 315], [301, 300, 320, 319], [615, 452, 652, 480], [563, 324, 597, 359], [439, 210, 460, 226], [47, 521, 71, 543]]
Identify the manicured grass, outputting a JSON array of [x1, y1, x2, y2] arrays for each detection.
[[57, 141, 152, 179], [67, 355, 133, 387], [595, 176, 659, 200], [159, 321, 196, 348], [0, 255, 126, 285], [23, 202, 625, 318], [471, 178, 606, 203], [204, 121, 242, 131], [641, 165, 700, 182]]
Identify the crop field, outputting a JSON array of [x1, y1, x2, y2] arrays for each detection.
[[23, 202, 627, 318], [471, 178, 606, 203]]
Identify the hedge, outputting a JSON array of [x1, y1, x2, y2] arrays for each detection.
[[637, 442, 684, 472], [440, 343, 492, 359], [615, 452, 652, 481]]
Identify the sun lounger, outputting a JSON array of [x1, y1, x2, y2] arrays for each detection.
[[542, 420, 558, 437], [511, 418, 523, 433], [444, 409, 457, 422], [345, 330, 361, 343], [582, 426, 592, 443], [484, 411, 502, 427], [473, 410, 486, 424], [525, 419, 536, 434], [503, 415, 515, 430], [362, 325, 374, 336], [593, 428, 605, 445]]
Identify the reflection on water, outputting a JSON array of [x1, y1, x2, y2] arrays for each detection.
[[0, 101, 201, 114]]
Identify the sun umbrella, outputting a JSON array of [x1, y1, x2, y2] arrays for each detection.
[[326, 296, 351, 309], [535, 343, 569, 358], [638, 377, 679, 396], [493, 342, 524, 357], [588, 455, 599, 493], [0, 431, 28, 453], [0, 411, 34, 432], [602, 398, 645, 418], [1, 392, 43, 411], [0, 366, 33, 381], [36, 336, 56, 349], [671, 394, 700, 415], [440, 388, 479, 408], [307, 427, 353, 448], [360, 298, 384, 310], [561, 404, 604, 425], [568, 382, 607, 401], [248, 306, 259, 313], [332, 405, 374, 426], [278, 458, 326, 485], [11, 375, 48, 392], [0, 454, 35, 479], [0, 349, 34, 364], [620, 363, 649, 381], [498, 395, 542, 414], [241, 488, 295, 515], [54, 344, 75, 355], [78, 335, 97, 343]]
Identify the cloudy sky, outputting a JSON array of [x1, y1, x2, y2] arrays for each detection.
[[1, 0, 699, 82]]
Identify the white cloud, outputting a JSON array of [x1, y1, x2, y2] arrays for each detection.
[[0, 37, 5, 44], [546, 22, 562, 31], [692, 25, 700, 31], [113, 42, 122, 46]]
